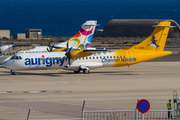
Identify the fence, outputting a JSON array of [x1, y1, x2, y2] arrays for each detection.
[[83, 110, 177, 120]]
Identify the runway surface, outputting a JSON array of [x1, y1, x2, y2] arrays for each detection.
[[0, 62, 180, 120]]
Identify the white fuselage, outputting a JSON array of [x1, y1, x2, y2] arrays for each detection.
[[0, 46, 49, 64], [2, 52, 118, 71]]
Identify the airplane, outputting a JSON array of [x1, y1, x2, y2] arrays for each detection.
[[2, 21, 172, 75], [0, 20, 97, 64]]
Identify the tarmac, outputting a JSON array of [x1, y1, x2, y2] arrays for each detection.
[[0, 56, 180, 120]]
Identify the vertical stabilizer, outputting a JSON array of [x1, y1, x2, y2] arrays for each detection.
[[129, 21, 171, 51], [55, 20, 97, 49]]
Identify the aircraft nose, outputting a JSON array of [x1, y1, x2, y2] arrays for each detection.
[[2, 61, 8, 69]]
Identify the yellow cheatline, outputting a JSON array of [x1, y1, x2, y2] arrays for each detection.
[[70, 50, 92, 59], [52, 48, 66, 52], [113, 49, 172, 67]]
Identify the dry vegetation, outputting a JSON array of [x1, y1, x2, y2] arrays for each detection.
[[0, 36, 180, 48]]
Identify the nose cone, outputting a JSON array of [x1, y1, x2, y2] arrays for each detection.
[[2, 61, 8, 69]]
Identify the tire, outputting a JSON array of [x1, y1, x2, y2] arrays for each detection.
[[83, 69, 89, 74], [11, 72, 16, 75]]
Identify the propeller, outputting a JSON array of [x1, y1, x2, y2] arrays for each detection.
[[65, 41, 72, 66], [47, 40, 54, 52]]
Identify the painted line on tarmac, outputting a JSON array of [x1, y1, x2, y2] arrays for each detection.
[[0, 90, 71, 94], [0, 106, 35, 112], [8, 97, 111, 110]]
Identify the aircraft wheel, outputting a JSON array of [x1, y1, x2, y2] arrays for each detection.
[[83, 69, 89, 74], [11, 72, 16, 75], [11, 70, 16, 75]]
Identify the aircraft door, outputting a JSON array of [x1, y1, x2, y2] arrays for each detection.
[[126, 51, 133, 65]]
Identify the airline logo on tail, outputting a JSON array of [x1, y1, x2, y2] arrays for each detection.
[[148, 35, 160, 48], [67, 21, 97, 49]]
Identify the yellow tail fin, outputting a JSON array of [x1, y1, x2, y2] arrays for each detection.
[[129, 21, 171, 51]]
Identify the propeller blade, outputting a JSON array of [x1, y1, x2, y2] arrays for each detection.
[[48, 40, 51, 47], [50, 45, 54, 51], [65, 41, 72, 66], [65, 57, 68, 61], [69, 47, 72, 51], [68, 57, 71, 66], [66, 41, 69, 51]]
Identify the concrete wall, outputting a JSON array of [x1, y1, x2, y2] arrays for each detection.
[[13, 33, 26, 39], [26, 29, 42, 39], [0, 30, 10, 39]]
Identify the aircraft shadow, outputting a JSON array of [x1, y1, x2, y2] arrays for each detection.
[[0, 70, 138, 76], [0, 71, 63, 77], [59, 71, 139, 75], [18, 72, 63, 77]]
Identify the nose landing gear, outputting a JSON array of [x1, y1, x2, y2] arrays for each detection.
[[11, 70, 16, 75]]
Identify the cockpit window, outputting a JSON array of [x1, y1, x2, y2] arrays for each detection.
[[10, 56, 22, 60], [10, 56, 15, 59]]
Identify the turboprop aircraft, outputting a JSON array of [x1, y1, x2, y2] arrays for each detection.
[[2, 21, 172, 75], [0, 20, 97, 64]]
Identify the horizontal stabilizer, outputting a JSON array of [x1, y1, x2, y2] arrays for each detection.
[[152, 25, 176, 28], [12, 44, 32, 47], [83, 49, 107, 52]]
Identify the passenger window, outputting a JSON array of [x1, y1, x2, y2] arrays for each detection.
[[86, 57, 88, 59], [117, 56, 119, 58], [93, 57, 95, 59], [89, 57, 91, 59], [15, 56, 19, 59], [110, 56, 112, 58], [19, 56, 22, 59], [100, 56, 102, 59], [114, 56, 115, 58], [96, 57, 98, 59], [103, 56, 105, 58], [83, 57, 84, 60], [107, 56, 109, 58]]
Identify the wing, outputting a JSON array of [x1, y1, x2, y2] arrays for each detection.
[[12, 44, 36, 51]]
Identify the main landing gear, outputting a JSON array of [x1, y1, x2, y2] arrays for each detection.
[[11, 70, 16, 75], [74, 67, 90, 74], [83, 69, 89, 74]]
